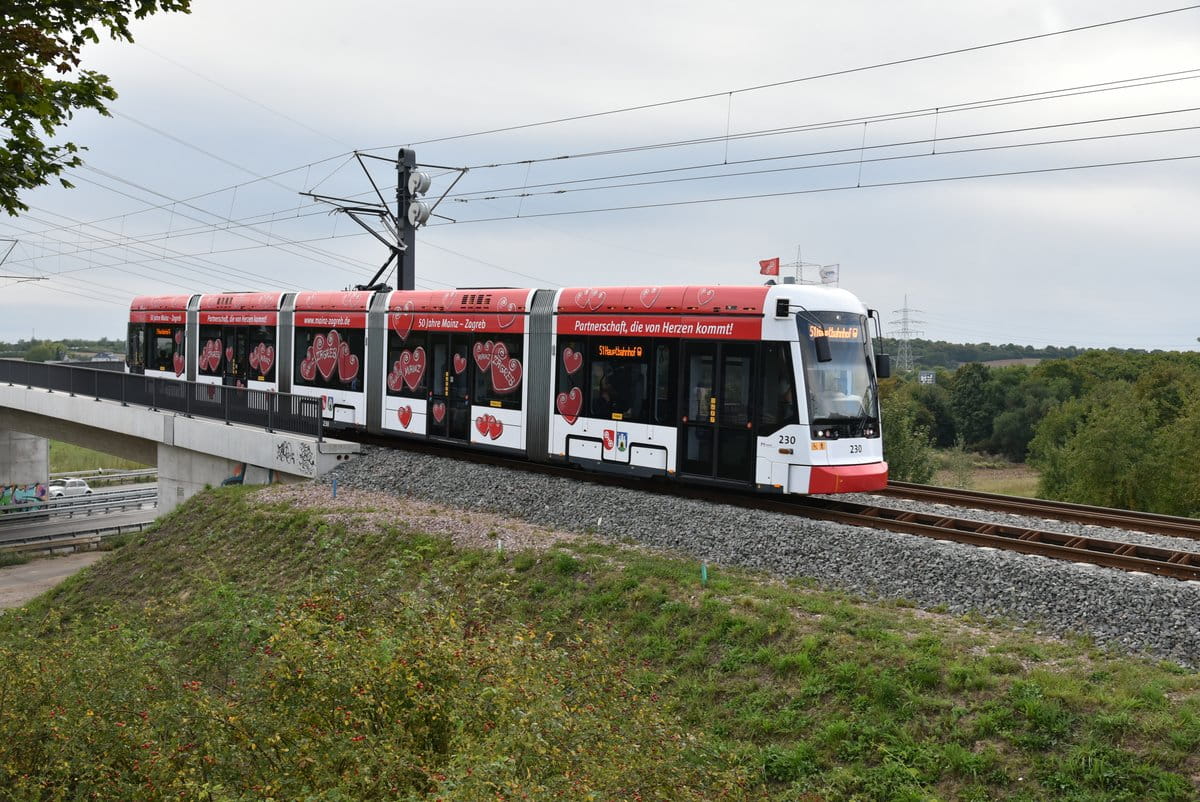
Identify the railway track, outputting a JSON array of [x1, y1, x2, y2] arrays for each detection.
[[338, 435, 1200, 583], [880, 481, 1200, 541]]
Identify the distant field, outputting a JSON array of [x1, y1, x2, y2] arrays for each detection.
[[932, 455, 1041, 497], [49, 441, 148, 474]]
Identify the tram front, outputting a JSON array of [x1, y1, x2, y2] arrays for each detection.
[[794, 309, 888, 493], [754, 285, 888, 495]]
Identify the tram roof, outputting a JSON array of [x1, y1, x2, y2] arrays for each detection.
[[198, 292, 284, 311], [293, 291, 374, 311], [129, 295, 193, 312], [556, 285, 770, 316], [387, 289, 533, 314]]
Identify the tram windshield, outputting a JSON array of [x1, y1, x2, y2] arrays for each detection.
[[796, 312, 879, 424]]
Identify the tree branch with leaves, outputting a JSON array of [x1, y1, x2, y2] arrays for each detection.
[[0, 1, 191, 216]]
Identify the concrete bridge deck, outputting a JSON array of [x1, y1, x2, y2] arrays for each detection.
[[1, 373, 358, 515]]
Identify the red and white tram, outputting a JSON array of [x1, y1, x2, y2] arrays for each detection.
[[128, 295, 189, 379], [128, 283, 890, 494], [195, 292, 283, 391]]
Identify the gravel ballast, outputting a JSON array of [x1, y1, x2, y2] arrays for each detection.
[[329, 446, 1200, 667]]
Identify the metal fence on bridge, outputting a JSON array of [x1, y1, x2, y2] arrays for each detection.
[[0, 359, 323, 440]]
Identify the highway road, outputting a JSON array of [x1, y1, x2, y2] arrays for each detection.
[[0, 509, 159, 541], [0, 484, 159, 544]]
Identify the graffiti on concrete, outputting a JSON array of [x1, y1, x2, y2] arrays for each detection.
[[221, 463, 247, 486], [275, 440, 314, 475], [297, 442, 314, 474], [0, 483, 48, 507]]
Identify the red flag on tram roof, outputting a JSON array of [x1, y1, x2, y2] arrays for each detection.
[[758, 257, 780, 276]]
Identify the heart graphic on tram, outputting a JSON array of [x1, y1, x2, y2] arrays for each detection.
[[556, 388, 583, 425], [336, 340, 359, 382], [391, 300, 415, 340], [473, 340, 493, 371], [489, 342, 522, 393], [497, 296, 518, 328], [309, 332, 340, 381], [399, 347, 426, 391], [562, 347, 583, 375], [574, 287, 606, 311], [249, 343, 274, 374], [475, 413, 503, 440], [200, 339, 222, 372]]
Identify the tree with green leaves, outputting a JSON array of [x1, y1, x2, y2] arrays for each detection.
[[1029, 364, 1200, 515], [24, 341, 63, 362], [1, 1, 191, 216], [881, 393, 936, 483], [949, 362, 999, 449]]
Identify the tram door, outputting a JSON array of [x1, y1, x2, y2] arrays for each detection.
[[679, 342, 756, 481], [222, 327, 249, 386], [429, 334, 471, 440]]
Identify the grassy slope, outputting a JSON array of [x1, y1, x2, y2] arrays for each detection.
[[49, 440, 148, 473], [2, 487, 1198, 800]]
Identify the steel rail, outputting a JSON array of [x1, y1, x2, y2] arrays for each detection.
[[881, 481, 1200, 541], [782, 496, 1200, 583], [341, 434, 1200, 582]]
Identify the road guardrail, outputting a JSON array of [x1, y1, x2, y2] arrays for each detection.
[[0, 489, 158, 530]]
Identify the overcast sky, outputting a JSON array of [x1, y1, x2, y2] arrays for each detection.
[[2, 0, 1198, 350]]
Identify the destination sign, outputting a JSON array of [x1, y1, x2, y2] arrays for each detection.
[[808, 325, 861, 340], [597, 344, 644, 358]]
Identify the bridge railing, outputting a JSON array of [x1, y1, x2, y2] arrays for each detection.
[[0, 360, 323, 440]]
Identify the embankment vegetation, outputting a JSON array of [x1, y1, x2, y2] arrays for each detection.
[[2, 487, 1197, 799]]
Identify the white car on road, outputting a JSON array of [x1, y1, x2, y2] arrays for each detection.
[[48, 478, 93, 498]]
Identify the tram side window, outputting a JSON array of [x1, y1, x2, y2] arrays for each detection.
[[473, 336, 523, 409], [198, 325, 225, 376], [653, 342, 676, 425], [557, 338, 587, 394], [759, 342, 798, 430], [386, 331, 429, 398], [247, 325, 276, 382], [590, 339, 649, 422], [293, 327, 366, 391], [150, 325, 183, 372], [720, 344, 754, 426], [686, 348, 716, 420]]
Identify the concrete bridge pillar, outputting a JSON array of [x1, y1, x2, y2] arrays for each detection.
[[1, 430, 50, 509], [1, 429, 49, 481], [156, 444, 298, 515]]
